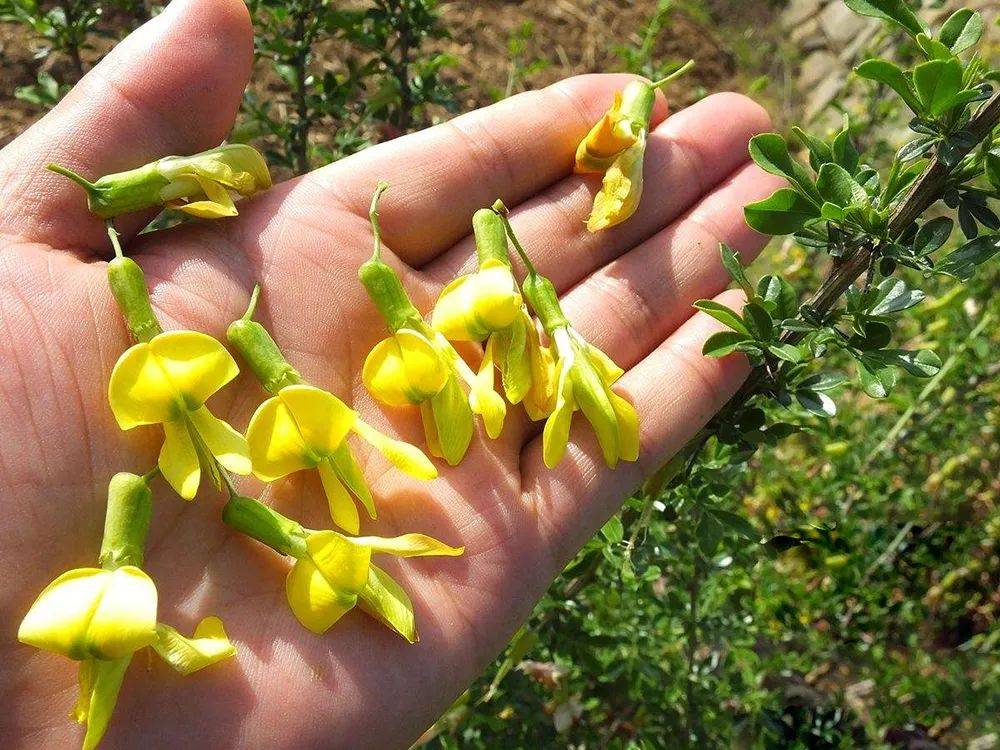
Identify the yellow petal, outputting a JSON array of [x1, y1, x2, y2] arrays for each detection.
[[317, 460, 361, 534], [542, 361, 576, 468], [80, 657, 131, 750], [18, 567, 157, 660], [189, 406, 251, 476], [430, 274, 479, 341], [108, 342, 179, 430], [73, 660, 93, 723], [160, 419, 200, 500], [152, 617, 236, 675], [278, 384, 356, 457], [494, 317, 530, 404], [470, 338, 506, 439], [571, 357, 621, 468], [245, 396, 315, 482], [149, 330, 240, 409], [285, 559, 357, 634], [584, 341, 626, 385], [587, 133, 646, 232], [211, 144, 271, 194], [328, 443, 376, 520], [432, 263, 521, 341], [574, 92, 638, 173], [363, 330, 449, 406], [610, 391, 640, 463], [173, 174, 238, 218], [430, 374, 473, 466], [353, 533, 465, 558], [352, 419, 438, 480], [525, 333, 557, 421], [419, 401, 443, 458], [358, 564, 417, 643]]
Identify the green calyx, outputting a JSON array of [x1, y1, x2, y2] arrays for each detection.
[[472, 208, 512, 267], [98, 472, 153, 570], [222, 496, 308, 558], [619, 59, 696, 131], [359, 258, 423, 332], [522, 272, 568, 336], [107, 253, 162, 344], [227, 284, 303, 394], [48, 161, 169, 219]]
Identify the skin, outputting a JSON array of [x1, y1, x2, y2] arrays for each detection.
[[0, 0, 784, 747]]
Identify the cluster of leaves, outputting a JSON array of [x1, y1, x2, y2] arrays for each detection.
[[242, 0, 458, 173]]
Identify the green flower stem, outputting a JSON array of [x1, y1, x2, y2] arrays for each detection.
[[493, 201, 569, 335], [359, 181, 423, 331], [227, 284, 304, 394], [99, 472, 154, 570], [222, 496, 308, 558], [106, 222, 162, 343], [472, 208, 512, 266]]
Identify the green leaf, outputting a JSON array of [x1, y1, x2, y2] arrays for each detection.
[[792, 126, 833, 171], [742, 302, 774, 342], [937, 234, 999, 280], [916, 33, 955, 61], [748, 133, 822, 205], [857, 357, 897, 398], [816, 163, 867, 208], [601, 515, 624, 544], [843, 0, 924, 37], [851, 320, 893, 350], [744, 188, 819, 235], [798, 373, 847, 392], [693, 300, 748, 334], [696, 512, 723, 556], [913, 58, 964, 116], [869, 278, 925, 315], [711, 509, 759, 542], [832, 118, 860, 175], [939, 9, 983, 54], [757, 275, 798, 319], [875, 348, 942, 377], [795, 390, 837, 417], [986, 153, 1000, 191], [913, 217, 953, 255], [703, 330, 751, 357], [855, 59, 921, 112], [769, 343, 803, 363], [719, 243, 754, 297]]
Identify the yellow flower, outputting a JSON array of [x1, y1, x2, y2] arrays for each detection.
[[20, 568, 235, 750], [431, 259, 522, 341], [48, 144, 271, 219], [108, 330, 251, 500], [361, 184, 506, 464], [246, 384, 437, 533], [286, 530, 464, 641], [575, 63, 693, 233], [488, 307, 556, 420], [543, 325, 640, 469], [18, 566, 158, 661]]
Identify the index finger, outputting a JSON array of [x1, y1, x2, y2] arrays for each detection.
[[311, 74, 669, 267]]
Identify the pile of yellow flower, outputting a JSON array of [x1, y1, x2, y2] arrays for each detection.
[[20, 72, 687, 747]]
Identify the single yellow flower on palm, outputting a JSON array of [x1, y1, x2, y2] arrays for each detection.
[[246, 384, 437, 534], [360, 183, 506, 464], [19, 473, 237, 750], [575, 62, 693, 232], [108, 330, 251, 500], [48, 143, 271, 219], [223, 496, 464, 643]]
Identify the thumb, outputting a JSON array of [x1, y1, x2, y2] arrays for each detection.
[[0, 0, 253, 251]]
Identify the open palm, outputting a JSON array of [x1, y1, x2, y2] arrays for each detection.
[[0, 1, 781, 747]]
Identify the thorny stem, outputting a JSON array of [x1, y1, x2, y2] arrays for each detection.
[[370, 181, 390, 261]]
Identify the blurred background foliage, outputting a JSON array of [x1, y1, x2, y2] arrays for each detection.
[[0, 1, 996, 747]]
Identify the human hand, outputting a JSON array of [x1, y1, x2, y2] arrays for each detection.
[[0, 0, 781, 747]]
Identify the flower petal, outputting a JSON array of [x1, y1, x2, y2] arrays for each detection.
[[495, 316, 530, 404], [353, 533, 465, 558], [108, 342, 179, 429], [430, 374, 473, 466], [160, 419, 200, 500], [306, 531, 372, 592], [358, 565, 417, 643], [352, 419, 438, 480], [189, 406, 251, 476], [571, 358, 621, 468], [329, 443, 376, 520], [278, 384, 356, 457], [174, 174, 238, 218], [430, 273, 478, 341], [542, 361, 576, 468], [587, 133, 646, 232], [285, 559, 356, 635], [575, 92, 638, 173], [245, 396, 314, 482], [610, 391, 640, 463], [18, 567, 157, 660], [148, 330, 239, 409], [152, 617, 237, 675], [419, 401, 443, 458], [470, 339, 506, 439], [317, 460, 361, 534], [80, 657, 131, 750], [363, 330, 449, 406]]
